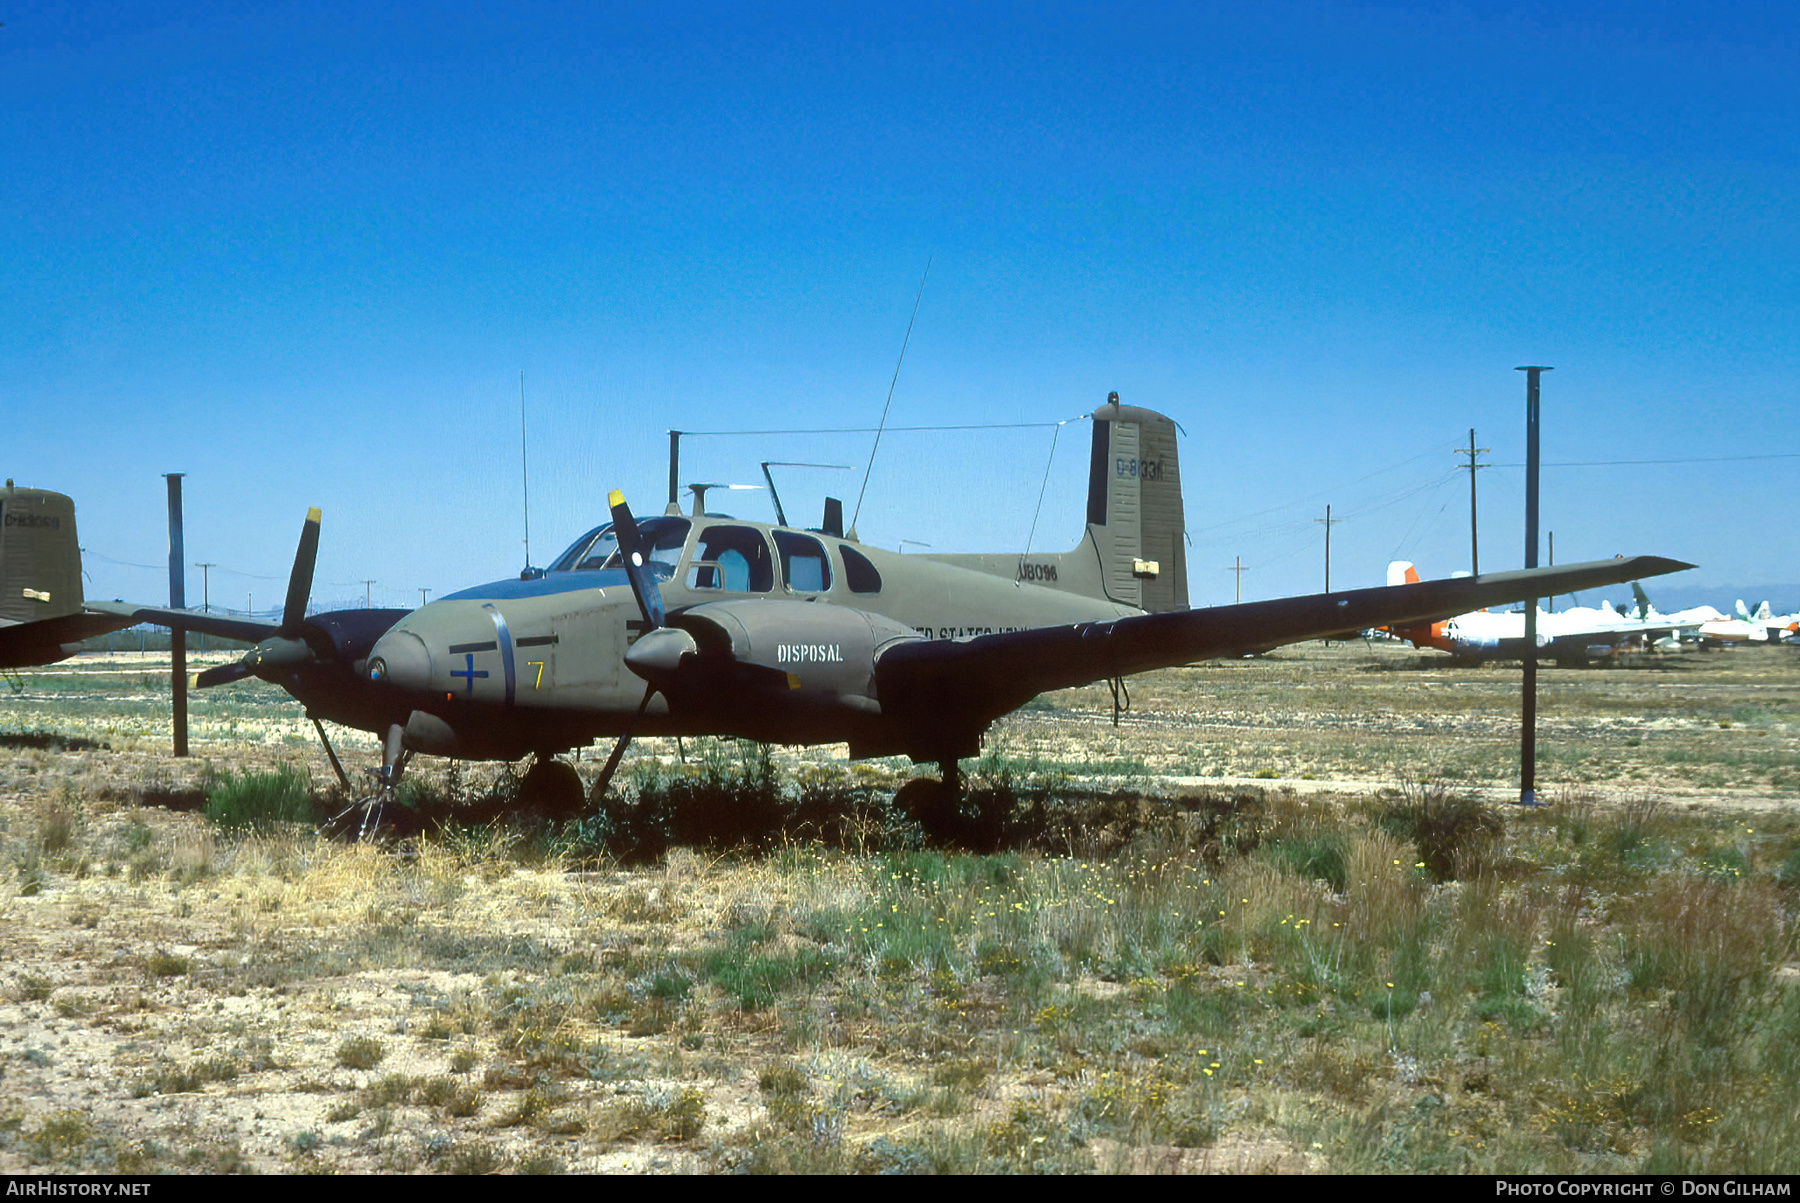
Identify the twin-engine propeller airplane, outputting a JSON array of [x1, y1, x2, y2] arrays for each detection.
[[82, 398, 1691, 828]]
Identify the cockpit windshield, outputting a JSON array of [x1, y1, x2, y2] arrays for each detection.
[[548, 516, 691, 577]]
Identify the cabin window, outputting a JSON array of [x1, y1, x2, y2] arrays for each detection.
[[839, 546, 883, 595], [549, 517, 689, 578], [687, 525, 775, 593], [775, 531, 832, 593]]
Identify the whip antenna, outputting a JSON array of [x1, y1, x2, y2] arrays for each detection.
[[519, 370, 532, 572], [851, 257, 931, 531]]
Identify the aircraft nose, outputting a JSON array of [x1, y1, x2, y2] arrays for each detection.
[[367, 629, 433, 690]]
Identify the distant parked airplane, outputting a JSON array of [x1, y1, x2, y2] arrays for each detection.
[[1382, 561, 1703, 666], [1697, 599, 1800, 646]]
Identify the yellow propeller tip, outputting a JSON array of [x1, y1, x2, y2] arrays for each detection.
[[607, 489, 625, 507], [306, 507, 322, 522]]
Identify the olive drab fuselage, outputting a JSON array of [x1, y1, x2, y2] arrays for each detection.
[[357, 514, 1139, 762]]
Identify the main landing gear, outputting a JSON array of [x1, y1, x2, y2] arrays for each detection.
[[895, 759, 970, 843], [518, 756, 586, 818]]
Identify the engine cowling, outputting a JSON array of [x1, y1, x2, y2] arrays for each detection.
[[624, 599, 921, 744]]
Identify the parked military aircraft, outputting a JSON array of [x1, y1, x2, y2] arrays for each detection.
[[85, 399, 1691, 824], [0, 482, 137, 669], [1697, 600, 1800, 646], [1383, 561, 1703, 665]]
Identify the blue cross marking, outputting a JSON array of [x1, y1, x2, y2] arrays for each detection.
[[451, 653, 489, 695]]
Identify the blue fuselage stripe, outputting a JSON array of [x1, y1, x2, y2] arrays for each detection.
[[483, 603, 516, 706]]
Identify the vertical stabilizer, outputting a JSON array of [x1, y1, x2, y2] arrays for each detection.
[[1086, 395, 1188, 612], [1, 484, 84, 624]]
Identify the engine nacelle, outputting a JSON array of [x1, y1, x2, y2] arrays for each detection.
[[625, 599, 921, 743]]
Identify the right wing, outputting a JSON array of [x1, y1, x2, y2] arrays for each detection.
[[875, 555, 1695, 736]]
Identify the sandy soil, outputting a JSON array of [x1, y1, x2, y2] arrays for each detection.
[[0, 639, 1793, 1173]]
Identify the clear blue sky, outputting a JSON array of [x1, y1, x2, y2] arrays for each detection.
[[7, 1, 1795, 615]]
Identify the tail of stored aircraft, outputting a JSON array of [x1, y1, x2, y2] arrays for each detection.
[[926, 394, 1189, 613], [1382, 561, 1453, 651], [0, 483, 112, 667], [1, 483, 84, 626]]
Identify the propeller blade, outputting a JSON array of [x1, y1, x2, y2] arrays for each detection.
[[192, 661, 254, 689], [590, 683, 657, 802], [608, 489, 665, 631], [281, 508, 322, 635]]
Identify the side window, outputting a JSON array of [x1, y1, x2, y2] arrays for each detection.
[[638, 517, 691, 580], [774, 531, 832, 593], [839, 545, 883, 595], [686, 525, 775, 593]]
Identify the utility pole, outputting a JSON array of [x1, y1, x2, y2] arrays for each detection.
[[194, 562, 214, 652], [419, 587, 430, 609], [1455, 430, 1490, 576], [362, 580, 376, 609], [1226, 556, 1249, 604], [1315, 505, 1340, 593], [1516, 366, 1551, 806], [164, 474, 188, 758]]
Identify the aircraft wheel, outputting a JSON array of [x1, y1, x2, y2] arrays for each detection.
[[895, 777, 954, 841], [521, 758, 586, 819]]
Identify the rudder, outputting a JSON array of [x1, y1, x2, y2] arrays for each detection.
[[1086, 394, 1188, 613]]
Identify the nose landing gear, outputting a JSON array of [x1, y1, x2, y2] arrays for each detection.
[[319, 721, 414, 840]]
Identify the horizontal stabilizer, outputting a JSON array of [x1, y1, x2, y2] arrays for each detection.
[[0, 611, 140, 647]]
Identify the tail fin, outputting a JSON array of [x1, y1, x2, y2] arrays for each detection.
[[1, 484, 84, 624], [1382, 560, 1451, 650], [1086, 394, 1187, 612]]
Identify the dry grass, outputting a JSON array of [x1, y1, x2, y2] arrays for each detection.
[[0, 641, 1795, 1173]]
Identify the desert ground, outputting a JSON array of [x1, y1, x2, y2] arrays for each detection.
[[1, 638, 1795, 1174]]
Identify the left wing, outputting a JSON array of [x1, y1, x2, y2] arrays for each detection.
[[83, 601, 281, 645], [875, 555, 1694, 730]]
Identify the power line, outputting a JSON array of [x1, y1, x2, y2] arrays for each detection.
[[1493, 452, 1800, 468], [675, 420, 1068, 438]]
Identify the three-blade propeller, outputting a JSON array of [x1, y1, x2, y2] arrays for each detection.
[[192, 508, 323, 689]]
